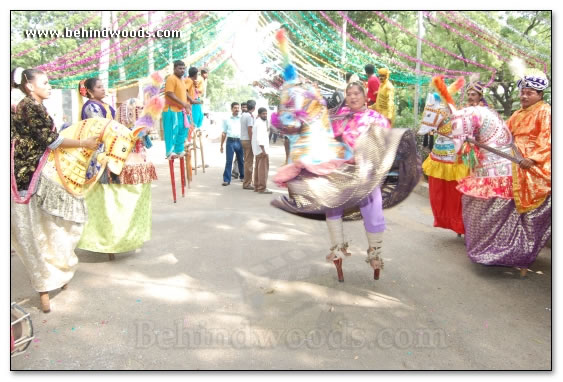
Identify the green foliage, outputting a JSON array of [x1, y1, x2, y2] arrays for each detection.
[[422, 11, 551, 117], [11, 11, 101, 70], [207, 60, 257, 112]]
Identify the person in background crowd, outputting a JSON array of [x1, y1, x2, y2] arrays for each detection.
[[370, 68, 395, 126], [220, 102, 244, 186], [232, 102, 248, 180], [252, 107, 272, 194], [240, 99, 256, 190], [364, 64, 380, 107]]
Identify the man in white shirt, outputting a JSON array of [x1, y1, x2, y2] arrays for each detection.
[[252, 107, 272, 194], [220, 102, 244, 186], [240, 100, 255, 190]]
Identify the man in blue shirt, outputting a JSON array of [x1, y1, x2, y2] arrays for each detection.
[[220, 102, 244, 186]]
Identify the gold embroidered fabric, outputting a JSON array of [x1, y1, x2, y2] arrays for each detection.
[[34, 175, 87, 223], [11, 191, 82, 292], [507, 101, 551, 213]]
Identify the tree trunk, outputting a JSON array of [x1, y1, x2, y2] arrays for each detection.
[[456, 42, 468, 68], [503, 102, 513, 118]]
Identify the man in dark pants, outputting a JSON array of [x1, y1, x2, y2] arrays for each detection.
[[232, 102, 247, 180], [220, 102, 244, 186]]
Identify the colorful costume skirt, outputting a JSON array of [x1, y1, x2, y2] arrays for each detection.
[[271, 127, 421, 220], [77, 183, 153, 253], [462, 194, 551, 267], [77, 156, 157, 253], [11, 176, 84, 292], [427, 176, 465, 234], [422, 156, 469, 235]]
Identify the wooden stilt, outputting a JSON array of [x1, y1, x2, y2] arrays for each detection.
[[39, 292, 50, 313], [198, 130, 205, 173], [179, 157, 185, 197], [168, 158, 176, 203], [333, 258, 344, 282]]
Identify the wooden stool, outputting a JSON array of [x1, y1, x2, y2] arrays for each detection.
[[197, 129, 206, 173], [191, 130, 206, 175], [184, 143, 193, 189]]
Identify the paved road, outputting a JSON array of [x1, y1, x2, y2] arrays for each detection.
[[11, 138, 551, 370]]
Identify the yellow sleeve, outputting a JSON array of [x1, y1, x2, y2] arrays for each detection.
[[184, 78, 193, 92], [164, 76, 176, 94], [527, 108, 551, 164], [388, 86, 395, 122]]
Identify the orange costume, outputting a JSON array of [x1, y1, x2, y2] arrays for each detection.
[[507, 100, 551, 213]]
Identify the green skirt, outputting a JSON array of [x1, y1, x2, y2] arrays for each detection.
[[77, 183, 152, 253]]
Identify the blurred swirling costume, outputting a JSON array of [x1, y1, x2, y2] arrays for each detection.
[[272, 110, 421, 218], [76, 76, 161, 254], [270, 32, 421, 224]]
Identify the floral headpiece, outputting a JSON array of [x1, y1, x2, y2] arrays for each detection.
[[79, 80, 88, 97]]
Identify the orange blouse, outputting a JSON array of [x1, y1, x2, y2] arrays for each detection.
[[507, 101, 551, 213]]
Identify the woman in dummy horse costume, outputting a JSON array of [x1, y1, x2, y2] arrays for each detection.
[[11, 69, 164, 312], [420, 75, 551, 275], [270, 30, 421, 282], [75, 74, 161, 258]]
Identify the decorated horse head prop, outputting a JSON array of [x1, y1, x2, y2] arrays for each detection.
[[422, 75, 514, 172], [272, 29, 353, 185], [40, 119, 142, 196], [41, 72, 165, 197], [418, 76, 465, 136], [117, 98, 143, 128]]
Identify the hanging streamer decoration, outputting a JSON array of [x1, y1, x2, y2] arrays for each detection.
[[48, 12, 225, 88]]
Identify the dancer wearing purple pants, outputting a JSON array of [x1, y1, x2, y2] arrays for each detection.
[[324, 82, 389, 279]]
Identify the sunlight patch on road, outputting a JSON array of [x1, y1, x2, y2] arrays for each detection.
[[215, 224, 234, 230], [258, 233, 290, 241]]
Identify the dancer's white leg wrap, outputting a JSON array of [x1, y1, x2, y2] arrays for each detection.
[[326, 218, 349, 261], [366, 231, 383, 249], [365, 232, 384, 268], [326, 218, 344, 247]]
